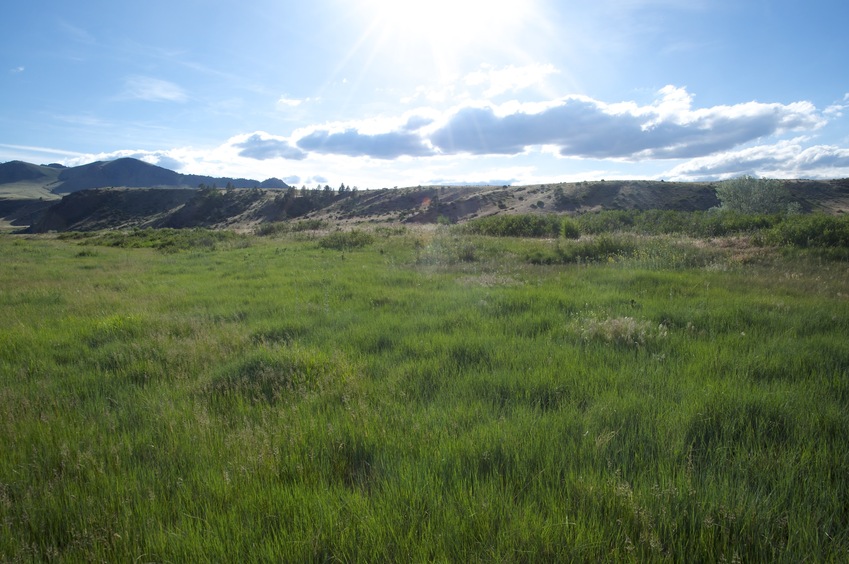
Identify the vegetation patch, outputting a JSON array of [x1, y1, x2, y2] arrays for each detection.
[[760, 213, 849, 248], [318, 229, 375, 250], [574, 209, 781, 237], [207, 345, 349, 405], [578, 316, 668, 348], [461, 213, 563, 237], [255, 219, 326, 236], [59, 227, 250, 252], [2, 216, 848, 561]]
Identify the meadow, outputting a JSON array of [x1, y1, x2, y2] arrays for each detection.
[[1, 215, 848, 561]]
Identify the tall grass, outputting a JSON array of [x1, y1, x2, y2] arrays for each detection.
[[1, 226, 848, 560]]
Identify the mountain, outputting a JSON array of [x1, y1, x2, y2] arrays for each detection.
[[0, 157, 290, 198]]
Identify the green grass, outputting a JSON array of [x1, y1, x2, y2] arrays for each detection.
[[1, 225, 848, 561]]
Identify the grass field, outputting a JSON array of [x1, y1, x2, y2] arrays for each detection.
[[1, 219, 848, 561]]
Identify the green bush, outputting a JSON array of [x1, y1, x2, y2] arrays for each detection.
[[526, 234, 637, 264], [318, 229, 375, 250], [575, 211, 635, 234], [715, 175, 792, 214], [73, 228, 249, 252], [462, 214, 562, 238], [560, 234, 637, 262], [761, 214, 849, 248], [695, 211, 780, 237], [561, 217, 581, 239], [573, 209, 782, 238], [256, 219, 326, 236]]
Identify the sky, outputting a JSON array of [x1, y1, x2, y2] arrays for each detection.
[[2, 0, 849, 189]]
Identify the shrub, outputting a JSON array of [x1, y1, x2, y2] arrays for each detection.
[[715, 176, 792, 214], [695, 211, 780, 237], [525, 234, 637, 264], [576, 211, 635, 234], [74, 228, 249, 252], [256, 219, 326, 236], [761, 214, 849, 248], [556, 234, 637, 263], [318, 229, 375, 250], [561, 217, 581, 239], [573, 209, 782, 238], [462, 214, 562, 238]]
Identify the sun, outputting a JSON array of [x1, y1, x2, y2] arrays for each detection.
[[356, 0, 540, 72]]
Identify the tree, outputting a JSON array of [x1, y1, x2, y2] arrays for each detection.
[[715, 175, 792, 214]]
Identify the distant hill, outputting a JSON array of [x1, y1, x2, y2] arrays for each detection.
[[15, 178, 849, 233], [0, 157, 290, 198], [0, 160, 58, 184], [4, 157, 849, 232], [51, 158, 183, 193]]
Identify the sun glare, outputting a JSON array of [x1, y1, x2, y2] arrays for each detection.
[[358, 0, 538, 70]]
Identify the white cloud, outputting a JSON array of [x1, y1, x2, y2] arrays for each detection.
[[277, 96, 306, 108], [242, 87, 826, 163], [402, 63, 557, 105], [401, 83, 462, 105], [11, 66, 25, 73], [123, 76, 188, 103], [232, 132, 307, 160], [296, 128, 435, 160], [666, 139, 849, 180], [464, 63, 559, 97], [824, 93, 849, 118], [61, 148, 192, 170], [427, 86, 825, 159], [0, 143, 85, 157], [34, 86, 848, 190]]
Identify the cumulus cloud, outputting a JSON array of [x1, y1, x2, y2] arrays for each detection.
[[296, 128, 435, 159], [428, 86, 825, 159], [402, 114, 436, 131], [274, 86, 826, 163], [234, 133, 307, 160], [123, 76, 188, 102], [666, 139, 849, 180]]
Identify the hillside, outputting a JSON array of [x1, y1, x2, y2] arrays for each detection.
[[0, 157, 289, 200], [15, 177, 849, 233], [5, 157, 849, 232]]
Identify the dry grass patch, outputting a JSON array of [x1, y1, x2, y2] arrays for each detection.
[[580, 316, 669, 347]]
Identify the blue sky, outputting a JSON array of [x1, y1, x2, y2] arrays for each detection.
[[2, 0, 848, 188]]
